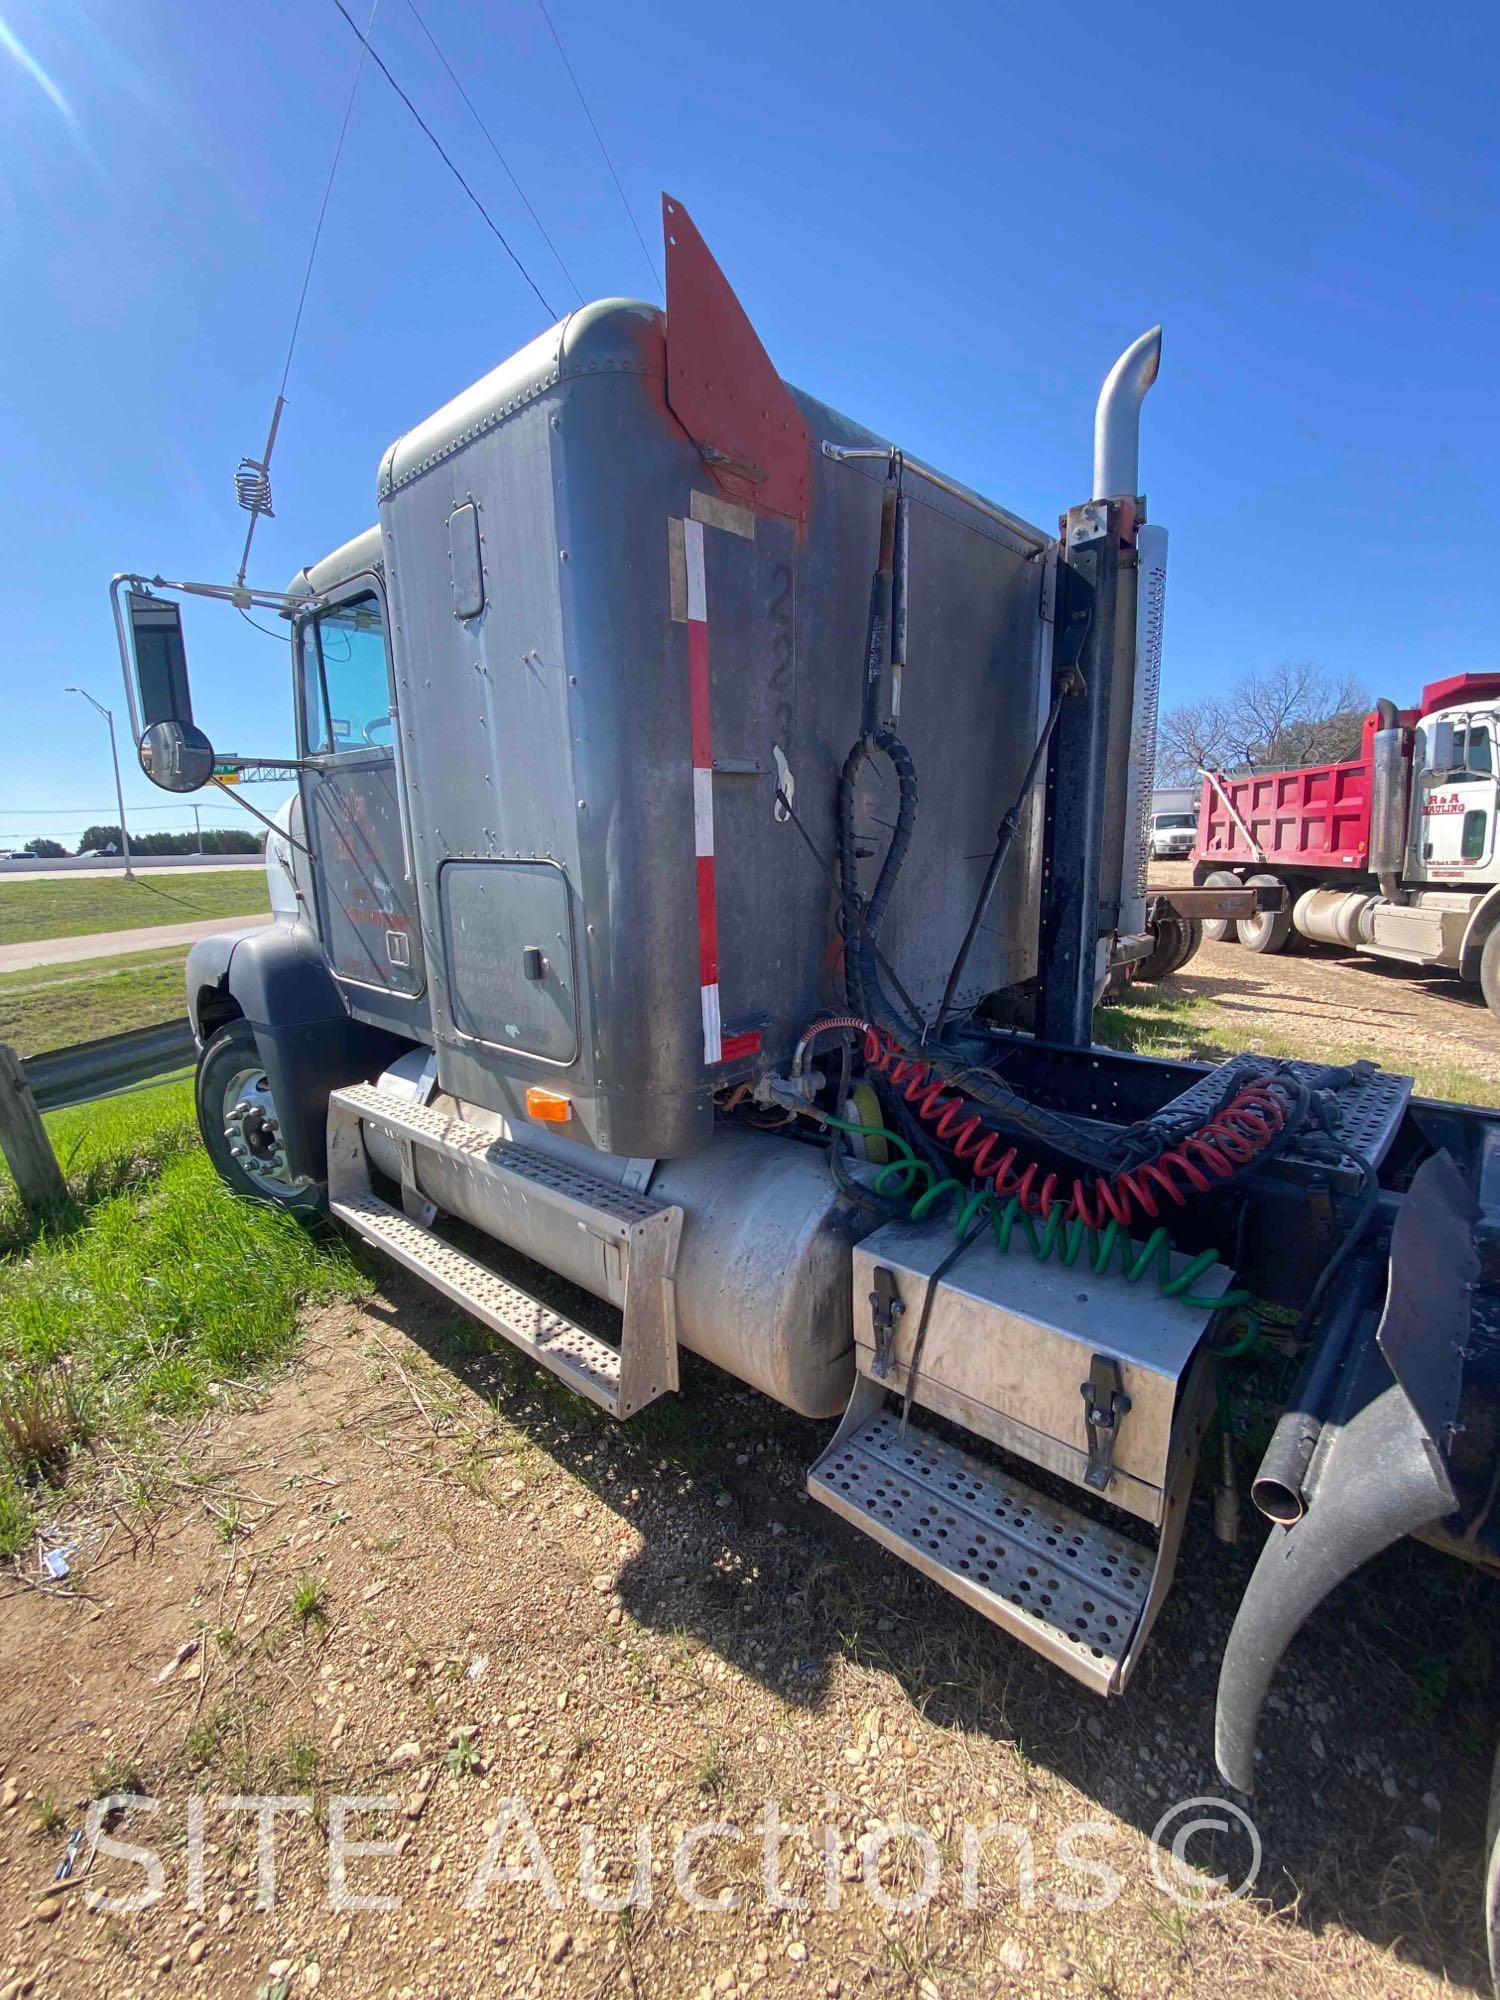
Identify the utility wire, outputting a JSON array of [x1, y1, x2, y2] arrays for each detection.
[[402, 0, 584, 305], [282, 0, 379, 408], [236, 0, 379, 587], [331, 0, 556, 317], [536, 0, 661, 297]]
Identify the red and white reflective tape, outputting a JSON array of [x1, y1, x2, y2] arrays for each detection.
[[671, 506, 763, 1069], [682, 518, 722, 1063]]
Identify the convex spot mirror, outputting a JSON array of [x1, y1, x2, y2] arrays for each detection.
[[139, 720, 215, 793]]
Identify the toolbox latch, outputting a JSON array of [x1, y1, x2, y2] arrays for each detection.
[[869, 1266, 906, 1379], [1080, 1354, 1132, 1491]]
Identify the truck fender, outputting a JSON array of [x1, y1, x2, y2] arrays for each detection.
[[1214, 1381, 1454, 1793], [190, 922, 412, 1188], [1459, 883, 1500, 983], [1214, 1151, 1474, 1794], [186, 930, 244, 1042]]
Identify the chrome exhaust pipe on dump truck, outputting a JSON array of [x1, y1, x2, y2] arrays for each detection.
[[1369, 696, 1407, 903]]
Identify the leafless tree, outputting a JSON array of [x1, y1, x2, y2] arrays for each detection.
[[1156, 662, 1370, 785], [1157, 694, 1235, 785]]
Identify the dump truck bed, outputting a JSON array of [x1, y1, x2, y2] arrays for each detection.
[[1194, 728, 1376, 872]]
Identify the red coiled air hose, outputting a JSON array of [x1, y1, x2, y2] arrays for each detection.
[[806, 1017, 1292, 1230]]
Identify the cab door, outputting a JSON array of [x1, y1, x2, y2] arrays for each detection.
[[1412, 712, 1497, 883], [296, 580, 425, 1001]]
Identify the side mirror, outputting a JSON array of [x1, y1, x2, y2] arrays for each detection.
[[1427, 719, 1456, 774], [139, 720, 215, 793], [128, 590, 194, 728]]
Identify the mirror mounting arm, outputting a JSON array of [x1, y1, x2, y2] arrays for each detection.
[[208, 777, 314, 858]]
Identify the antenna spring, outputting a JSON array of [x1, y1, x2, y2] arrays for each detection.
[[235, 458, 275, 517]]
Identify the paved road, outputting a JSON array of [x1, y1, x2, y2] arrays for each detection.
[[0, 860, 263, 882], [0, 916, 271, 973]]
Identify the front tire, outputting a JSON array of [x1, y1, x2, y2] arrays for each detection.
[[195, 1021, 317, 1208]]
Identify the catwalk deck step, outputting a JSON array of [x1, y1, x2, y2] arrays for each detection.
[[327, 1083, 681, 1420], [333, 1082, 670, 1238], [330, 1189, 649, 1415], [809, 1406, 1157, 1694]]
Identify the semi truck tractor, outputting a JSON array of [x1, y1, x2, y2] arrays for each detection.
[[110, 199, 1500, 1972], [1191, 678, 1500, 1016]]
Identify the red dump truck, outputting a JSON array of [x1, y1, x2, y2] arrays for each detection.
[[1191, 671, 1500, 1019]]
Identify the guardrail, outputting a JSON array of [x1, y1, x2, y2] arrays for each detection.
[[0, 1022, 198, 1212], [26, 1019, 196, 1112]]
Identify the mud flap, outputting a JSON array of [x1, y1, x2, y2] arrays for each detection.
[[1214, 1151, 1476, 1794]]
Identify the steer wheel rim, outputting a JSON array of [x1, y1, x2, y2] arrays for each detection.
[[221, 1064, 294, 1190]]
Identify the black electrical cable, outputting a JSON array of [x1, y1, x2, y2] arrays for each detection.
[[837, 729, 922, 1044], [331, 0, 557, 318], [930, 669, 1077, 1040], [899, 1204, 993, 1433], [236, 607, 290, 644], [775, 783, 928, 1036], [1291, 1152, 1379, 1342]]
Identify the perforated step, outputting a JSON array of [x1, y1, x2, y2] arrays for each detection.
[[809, 1407, 1156, 1694], [334, 1083, 669, 1239], [326, 1084, 681, 1421], [331, 1189, 639, 1414]]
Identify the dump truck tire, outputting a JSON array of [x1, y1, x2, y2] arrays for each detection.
[[1237, 873, 1293, 955], [1481, 924, 1500, 1025], [1200, 869, 1243, 944]]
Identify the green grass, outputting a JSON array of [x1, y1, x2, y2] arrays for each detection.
[[1097, 982, 1500, 1108], [0, 946, 190, 1058], [0, 870, 267, 947], [0, 1080, 364, 1559], [0, 1077, 200, 1252]]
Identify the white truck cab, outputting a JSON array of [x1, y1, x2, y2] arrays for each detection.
[[1149, 808, 1197, 859], [1409, 700, 1500, 886]]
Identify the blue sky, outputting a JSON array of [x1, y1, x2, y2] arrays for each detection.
[[0, 0, 1495, 848]]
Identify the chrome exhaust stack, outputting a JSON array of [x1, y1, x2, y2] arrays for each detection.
[[1089, 326, 1167, 946], [1093, 325, 1163, 501]]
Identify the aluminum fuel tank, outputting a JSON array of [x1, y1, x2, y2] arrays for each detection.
[[361, 1116, 870, 1418]]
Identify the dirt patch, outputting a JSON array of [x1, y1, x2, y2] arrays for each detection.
[[1145, 864, 1498, 1096], [2, 1270, 1496, 1998]]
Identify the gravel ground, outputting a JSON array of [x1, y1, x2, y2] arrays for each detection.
[[2, 870, 1496, 1996], [2, 1270, 1496, 1999], [1143, 864, 1497, 1098]]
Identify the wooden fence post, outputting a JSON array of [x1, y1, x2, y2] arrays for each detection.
[[0, 1043, 66, 1211]]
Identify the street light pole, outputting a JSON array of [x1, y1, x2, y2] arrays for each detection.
[[64, 686, 135, 880]]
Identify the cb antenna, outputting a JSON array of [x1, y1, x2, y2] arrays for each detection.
[[234, 0, 380, 590]]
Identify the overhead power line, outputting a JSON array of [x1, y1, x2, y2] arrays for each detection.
[[281, 0, 379, 414], [331, 0, 556, 318], [402, 0, 584, 306], [536, 0, 661, 298], [236, 0, 380, 588]]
